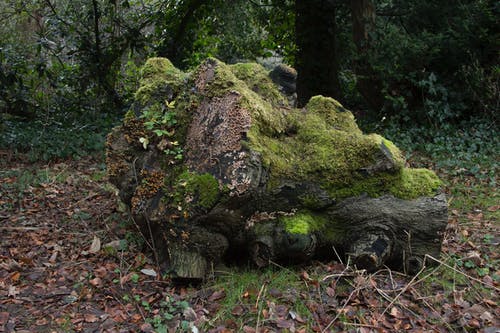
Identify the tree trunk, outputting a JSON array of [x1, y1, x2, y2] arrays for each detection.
[[158, 0, 206, 67], [106, 57, 448, 280], [295, 0, 341, 107], [350, 0, 385, 111]]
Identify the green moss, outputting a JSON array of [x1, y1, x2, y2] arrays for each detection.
[[203, 59, 288, 137], [123, 109, 136, 123], [389, 168, 442, 199], [131, 58, 441, 204], [135, 58, 188, 105], [381, 137, 405, 168], [299, 194, 326, 210], [247, 99, 391, 188], [139, 57, 186, 85], [282, 213, 318, 234], [327, 168, 442, 200], [305, 96, 360, 133], [230, 62, 287, 106], [280, 211, 346, 242], [176, 170, 220, 209]]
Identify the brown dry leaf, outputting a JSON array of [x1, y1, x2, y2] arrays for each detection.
[[140, 322, 154, 332], [467, 318, 481, 329], [487, 205, 499, 212], [231, 305, 245, 316], [89, 277, 102, 287], [0, 312, 9, 325], [208, 289, 226, 302], [7, 285, 19, 298], [89, 236, 101, 254], [131, 313, 142, 323], [10, 271, 20, 282], [242, 326, 256, 333], [390, 306, 403, 318], [300, 271, 310, 281], [35, 317, 48, 326], [84, 314, 99, 323], [275, 318, 293, 328]]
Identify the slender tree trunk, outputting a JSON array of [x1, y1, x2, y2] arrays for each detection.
[[350, 0, 384, 111], [91, 0, 123, 110], [295, 0, 341, 107], [158, 0, 206, 66]]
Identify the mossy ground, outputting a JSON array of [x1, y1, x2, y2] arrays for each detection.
[[2, 146, 496, 332]]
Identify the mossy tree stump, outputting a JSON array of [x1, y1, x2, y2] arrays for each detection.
[[106, 57, 448, 279]]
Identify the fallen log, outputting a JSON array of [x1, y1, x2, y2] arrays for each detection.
[[106, 57, 448, 279]]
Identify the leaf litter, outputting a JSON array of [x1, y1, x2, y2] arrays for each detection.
[[0, 155, 498, 332]]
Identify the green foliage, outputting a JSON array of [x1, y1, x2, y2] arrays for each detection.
[[354, 0, 499, 122], [377, 117, 499, 180], [0, 112, 120, 161]]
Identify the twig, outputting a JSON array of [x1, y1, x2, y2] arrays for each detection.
[[341, 322, 380, 329], [0, 226, 46, 231], [378, 263, 426, 318], [332, 245, 344, 266], [409, 286, 456, 332], [67, 192, 100, 209], [372, 274, 422, 320], [255, 282, 267, 333], [321, 277, 363, 333], [425, 254, 500, 292]]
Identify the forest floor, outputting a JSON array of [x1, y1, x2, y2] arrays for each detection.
[[0, 152, 498, 333]]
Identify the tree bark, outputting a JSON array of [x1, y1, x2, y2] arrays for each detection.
[[350, 0, 385, 111], [106, 57, 448, 279], [158, 0, 207, 66], [295, 0, 341, 107]]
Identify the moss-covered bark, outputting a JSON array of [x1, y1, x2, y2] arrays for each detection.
[[106, 57, 448, 279]]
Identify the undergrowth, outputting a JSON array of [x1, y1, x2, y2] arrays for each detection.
[[0, 111, 122, 162]]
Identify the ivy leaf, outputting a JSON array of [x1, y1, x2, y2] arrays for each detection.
[[165, 100, 176, 109], [153, 129, 165, 136], [139, 137, 149, 149]]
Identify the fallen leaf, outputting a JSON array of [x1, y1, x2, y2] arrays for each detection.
[[131, 313, 142, 323], [89, 236, 101, 254], [486, 205, 499, 212], [89, 277, 102, 287], [84, 314, 99, 323], [275, 318, 293, 328], [231, 305, 245, 316], [7, 285, 19, 298], [208, 289, 226, 302], [242, 326, 256, 333], [140, 322, 154, 332], [36, 318, 48, 325], [480, 311, 493, 322], [140, 268, 157, 277], [390, 306, 403, 318], [300, 271, 310, 281], [0, 312, 9, 325], [49, 251, 58, 263], [10, 271, 20, 282], [467, 318, 481, 329]]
